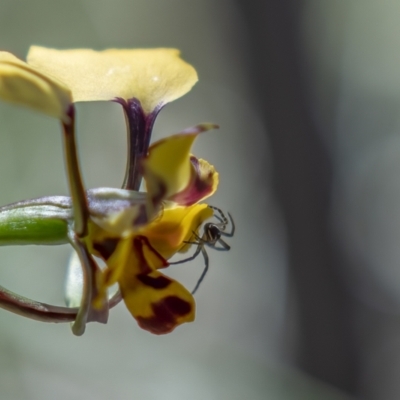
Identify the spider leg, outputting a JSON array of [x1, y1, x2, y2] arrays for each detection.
[[220, 212, 235, 237], [213, 221, 228, 230], [210, 206, 229, 225], [192, 246, 209, 295], [169, 242, 203, 265], [212, 213, 224, 224], [191, 230, 203, 241], [209, 237, 230, 251], [182, 240, 200, 245], [169, 208, 233, 292], [169, 231, 207, 265]]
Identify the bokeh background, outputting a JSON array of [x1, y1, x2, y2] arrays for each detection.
[[0, 0, 398, 399]]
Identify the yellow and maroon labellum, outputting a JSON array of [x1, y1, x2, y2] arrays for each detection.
[[110, 235, 195, 334], [92, 204, 212, 333]]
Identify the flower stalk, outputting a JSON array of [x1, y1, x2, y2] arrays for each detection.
[[61, 105, 89, 236], [117, 98, 161, 190]]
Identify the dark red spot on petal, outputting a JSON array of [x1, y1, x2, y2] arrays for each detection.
[[136, 295, 192, 335], [163, 296, 192, 316], [93, 238, 119, 260], [133, 236, 168, 273], [133, 237, 152, 274], [137, 274, 171, 289]]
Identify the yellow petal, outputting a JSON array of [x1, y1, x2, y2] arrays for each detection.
[[142, 204, 213, 260], [118, 236, 195, 334], [0, 52, 72, 121], [92, 230, 168, 304], [95, 233, 195, 334], [143, 124, 218, 209], [27, 46, 198, 115], [121, 270, 195, 335]]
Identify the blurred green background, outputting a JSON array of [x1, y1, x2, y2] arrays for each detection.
[[1, 0, 398, 399]]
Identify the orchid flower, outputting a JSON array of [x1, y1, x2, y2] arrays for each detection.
[[0, 47, 222, 336], [89, 130, 218, 334]]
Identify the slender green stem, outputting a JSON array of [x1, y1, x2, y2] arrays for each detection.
[[69, 231, 109, 336], [62, 106, 89, 237], [0, 284, 77, 322], [62, 105, 111, 334], [0, 281, 120, 323]]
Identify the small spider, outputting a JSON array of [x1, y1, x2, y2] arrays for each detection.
[[169, 206, 235, 294]]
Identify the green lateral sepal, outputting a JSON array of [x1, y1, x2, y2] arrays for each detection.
[[0, 196, 71, 245], [0, 188, 148, 246]]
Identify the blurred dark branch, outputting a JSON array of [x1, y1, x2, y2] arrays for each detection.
[[235, 0, 359, 394]]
